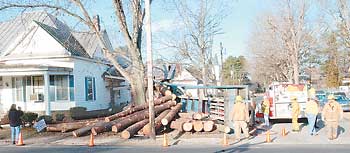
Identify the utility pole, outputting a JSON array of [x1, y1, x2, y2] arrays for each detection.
[[145, 0, 155, 140]]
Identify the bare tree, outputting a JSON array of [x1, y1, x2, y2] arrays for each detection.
[[160, 0, 226, 86], [0, 0, 151, 106], [248, 0, 316, 84]]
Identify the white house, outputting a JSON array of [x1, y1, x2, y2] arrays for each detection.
[[0, 11, 130, 118]]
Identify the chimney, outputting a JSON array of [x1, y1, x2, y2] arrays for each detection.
[[93, 15, 100, 31]]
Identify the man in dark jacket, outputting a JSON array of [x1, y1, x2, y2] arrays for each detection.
[[8, 104, 21, 145]]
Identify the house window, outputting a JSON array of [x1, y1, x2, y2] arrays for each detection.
[[55, 75, 69, 101], [85, 77, 96, 101], [49, 75, 74, 101], [13, 77, 24, 102], [32, 76, 44, 95]]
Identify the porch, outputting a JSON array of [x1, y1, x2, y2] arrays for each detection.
[[0, 65, 75, 116]]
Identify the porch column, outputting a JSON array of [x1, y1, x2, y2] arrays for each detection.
[[44, 72, 51, 115]]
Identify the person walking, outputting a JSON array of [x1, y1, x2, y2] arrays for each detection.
[[262, 96, 270, 127], [291, 96, 301, 132], [305, 97, 319, 136], [322, 95, 343, 140], [8, 104, 21, 145], [230, 96, 250, 141]]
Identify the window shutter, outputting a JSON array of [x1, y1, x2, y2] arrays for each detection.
[[49, 76, 55, 101], [69, 75, 74, 101], [93, 77, 96, 101], [85, 77, 88, 101]]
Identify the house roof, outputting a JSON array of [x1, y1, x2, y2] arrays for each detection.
[[0, 11, 105, 59]]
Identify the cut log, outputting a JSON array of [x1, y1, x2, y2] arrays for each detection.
[[203, 121, 215, 132], [142, 109, 170, 136], [170, 119, 187, 132], [193, 121, 204, 132], [193, 113, 208, 120], [178, 112, 194, 119], [112, 101, 176, 133], [183, 121, 193, 132], [104, 95, 173, 122], [121, 119, 149, 139], [72, 121, 105, 137], [216, 124, 232, 134], [46, 124, 62, 132], [161, 103, 183, 126], [61, 122, 92, 133]]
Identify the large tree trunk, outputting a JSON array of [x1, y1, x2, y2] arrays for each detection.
[[203, 121, 215, 132], [130, 71, 146, 106], [121, 119, 149, 139], [142, 109, 170, 136], [161, 103, 182, 125]]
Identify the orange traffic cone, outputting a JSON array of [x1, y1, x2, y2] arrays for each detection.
[[16, 132, 24, 146], [88, 133, 95, 147], [282, 127, 287, 137], [162, 133, 169, 147], [266, 130, 271, 143], [223, 133, 229, 146]]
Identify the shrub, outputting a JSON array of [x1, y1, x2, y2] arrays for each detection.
[[21, 112, 38, 127], [70, 107, 87, 120], [55, 113, 65, 122], [37, 115, 53, 124]]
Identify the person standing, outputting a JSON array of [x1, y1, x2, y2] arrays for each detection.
[[305, 97, 319, 136], [322, 95, 343, 140], [8, 104, 21, 145], [262, 96, 270, 127], [291, 96, 301, 132], [230, 96, 250, 141]]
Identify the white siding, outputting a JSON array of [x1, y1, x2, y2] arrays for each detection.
[[73, 59, 110, 111]]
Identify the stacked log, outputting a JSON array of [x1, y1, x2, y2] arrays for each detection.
[[44, 84, 190, 140], [141, 109, 170, 136]]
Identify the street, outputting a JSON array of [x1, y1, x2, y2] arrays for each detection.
[[0, 144, 349, 153]]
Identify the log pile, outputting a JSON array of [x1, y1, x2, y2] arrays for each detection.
[[45, 87, 186, 140], [168, 112, 218, 133]]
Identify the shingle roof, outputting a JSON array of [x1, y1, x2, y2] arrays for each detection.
[[0, 11, 90, 58]]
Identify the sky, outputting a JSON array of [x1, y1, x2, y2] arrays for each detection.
[[0, 0, 275, 60]]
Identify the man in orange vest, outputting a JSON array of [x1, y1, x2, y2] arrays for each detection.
[[322, 95, 343, 140], [291, 96, 301, 132]]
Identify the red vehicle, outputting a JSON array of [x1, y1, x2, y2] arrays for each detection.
[[263, 82, 308, 119]]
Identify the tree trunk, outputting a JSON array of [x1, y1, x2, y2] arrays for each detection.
[[130, 74, 146, 106], [105, 95, 173, 122], [121, 119, 149, 139], [112, 101, 176, 133], [142, 109, 170, 136], [203, 121, 215, 132], [161, 103, 182, 125], [193, 120, 204, 132], [216, 124, 231, 134], [46, 124, 62, 132]]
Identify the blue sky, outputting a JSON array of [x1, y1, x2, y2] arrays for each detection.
[[0, 0, 274, 60]]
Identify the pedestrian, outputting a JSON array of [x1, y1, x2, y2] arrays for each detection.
[[230, 96, 250, 142], [262, 96, 270, 127], [8, 104, 21, 145], [305, 97, 319, 136], [17, 106, 24, 127], [322, 95, 343, 140], [291, 96, 300, 132]]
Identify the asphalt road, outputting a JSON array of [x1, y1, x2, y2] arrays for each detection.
[[0, 144, 349, 153]]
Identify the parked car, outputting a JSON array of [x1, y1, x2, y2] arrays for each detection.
[[334, 91, 347, 98], [316, 90, 327, 108], [334, 95, 350, 112]]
